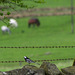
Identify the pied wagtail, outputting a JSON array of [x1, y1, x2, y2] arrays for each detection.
[[24, 56, 40, 65]]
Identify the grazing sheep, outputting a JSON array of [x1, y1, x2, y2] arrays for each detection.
[[1, 25, 11, 34], [9, 18, 18, 28]]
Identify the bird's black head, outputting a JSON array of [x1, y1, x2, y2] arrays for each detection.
[[24, 56, 30, 61], [24, 56, 29, 59]]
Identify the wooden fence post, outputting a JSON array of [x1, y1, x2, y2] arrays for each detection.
[[71, 0, 74, 33]]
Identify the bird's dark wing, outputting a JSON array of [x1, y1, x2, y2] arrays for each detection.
[[26, 59, 35, 63]]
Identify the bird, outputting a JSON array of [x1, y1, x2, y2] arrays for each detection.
[[24, 56, 40, 65]]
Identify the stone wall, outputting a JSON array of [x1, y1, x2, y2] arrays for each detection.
[[0, 62, 75, 75]]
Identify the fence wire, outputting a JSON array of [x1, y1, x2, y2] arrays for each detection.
[[0, 58, 74, 63], [0, 46, 75, 48]]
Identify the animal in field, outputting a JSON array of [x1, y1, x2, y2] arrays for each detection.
[[1, 26, 11, 34], [9, 18, 18, 28], [28, 18, 40, 28]]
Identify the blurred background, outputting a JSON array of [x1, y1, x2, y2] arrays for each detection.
[[0, 0, 75, 71]]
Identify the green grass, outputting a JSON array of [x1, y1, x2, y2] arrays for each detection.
[[0, 60, 73, 71], [0, 15, 75, 71], [0, 16, 75, 47]]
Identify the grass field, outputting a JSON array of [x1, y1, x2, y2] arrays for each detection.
[[0, 0, 75, 72], [0, 15, 75, 71]]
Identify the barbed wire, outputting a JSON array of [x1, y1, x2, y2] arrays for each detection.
[[0, 46, 75, 48], [0, 58, 74, 63]]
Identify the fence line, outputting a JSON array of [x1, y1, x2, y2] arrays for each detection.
[[0, 58, 74, 63], [3, 12, 75, 19], [1, 7, 75, 19], [0, 46, 75, 48]]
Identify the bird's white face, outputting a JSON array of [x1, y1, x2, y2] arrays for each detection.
[[24, 56, 27, 58]]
